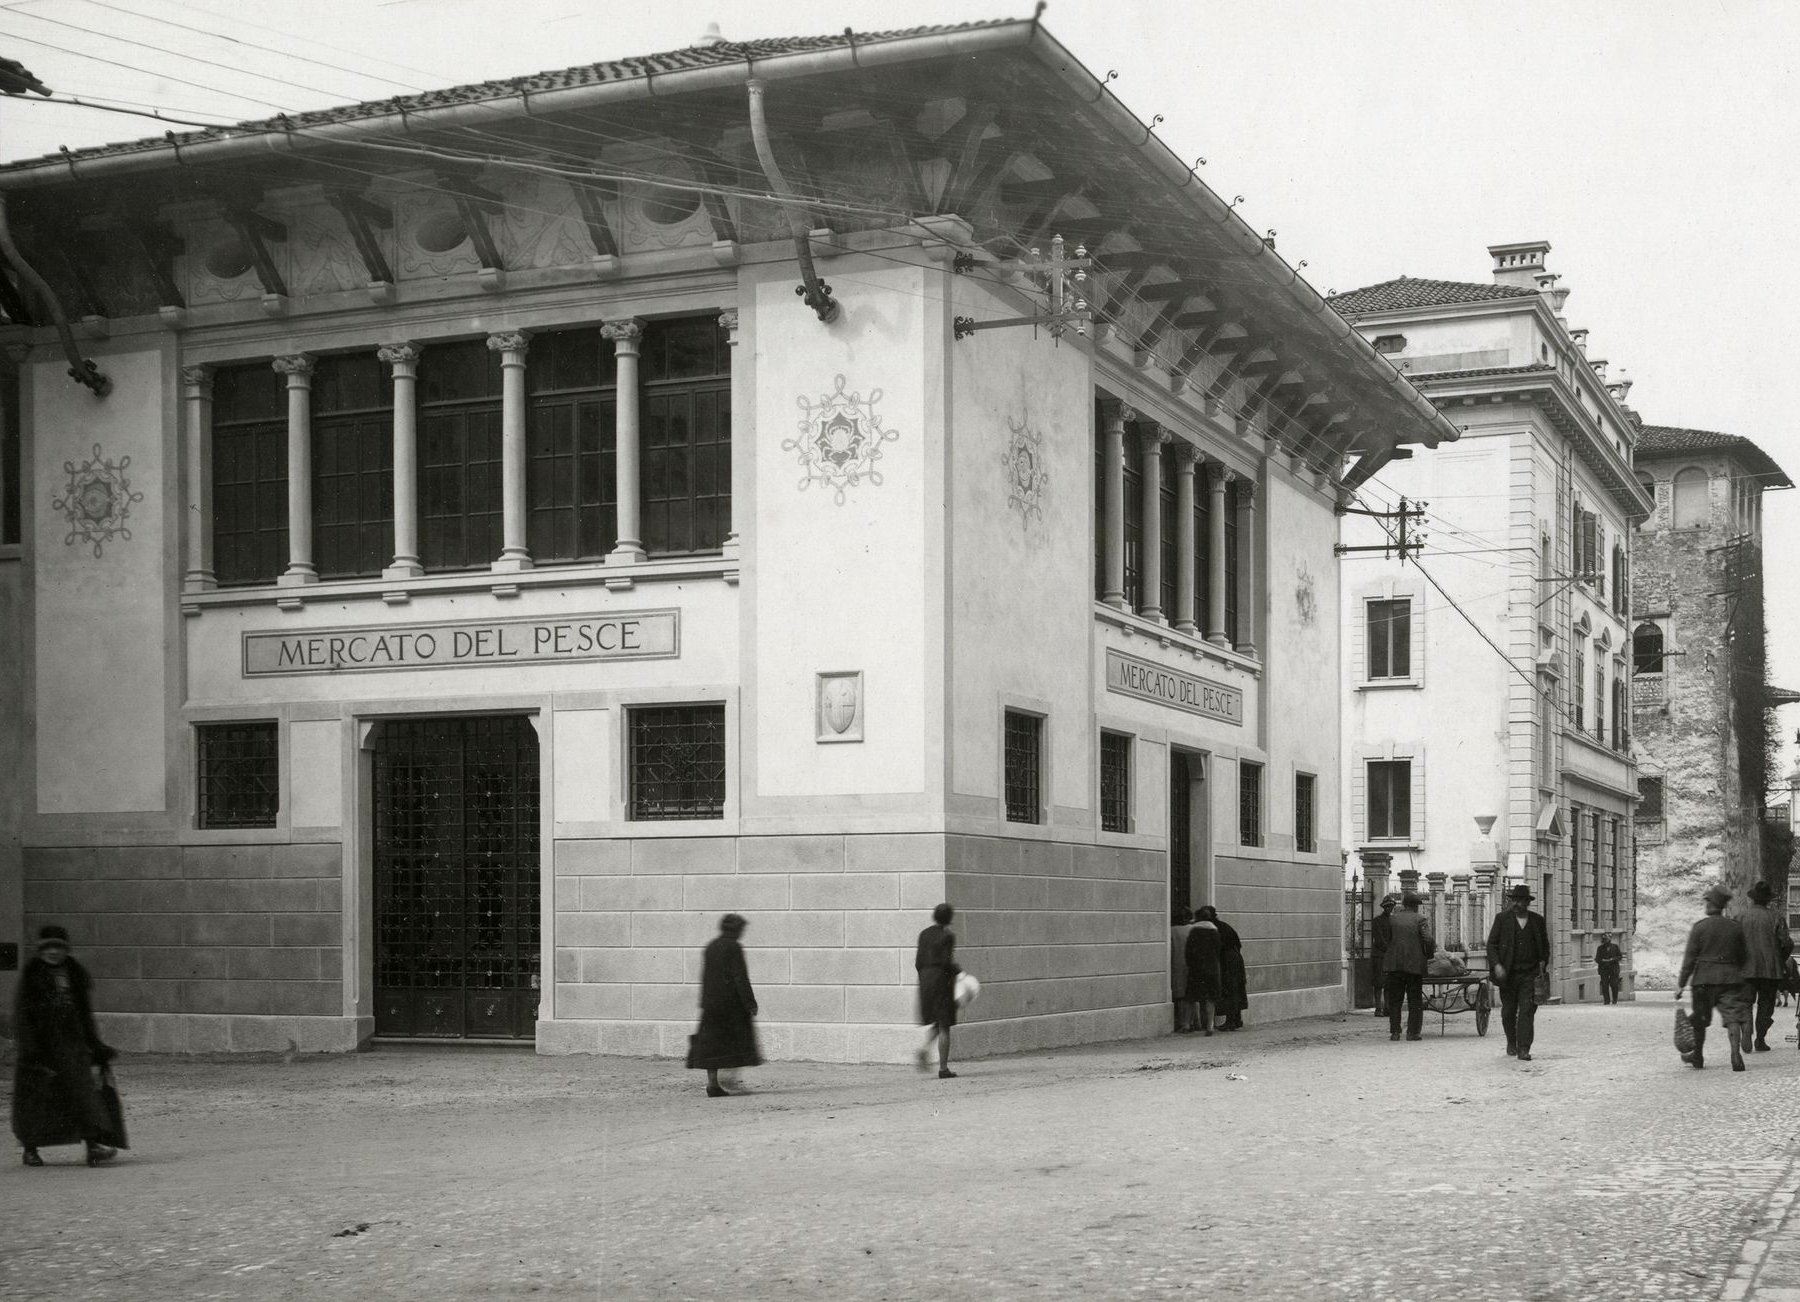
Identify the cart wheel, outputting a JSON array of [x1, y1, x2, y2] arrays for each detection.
[[1476, 1005, 1491, 1036]]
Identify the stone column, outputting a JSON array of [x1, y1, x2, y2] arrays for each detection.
[[1138, 422, 1170, 622], [1173, 443, 1199, 635], [1205, 462, 1233, 645], [1099, 399, 1132, 608], [274, 353, 317, 585], [719, 309, 742, 556], [181, 364, 216, 591], [1235, 478, 1259, 658], [487, 330, 532, 573], [603, 318, 646, 564], [378, 342, 422, 579]]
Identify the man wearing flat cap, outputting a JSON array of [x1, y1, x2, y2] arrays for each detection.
[[1381, 892, 1435, 1041], [1739, 881, 1791, 1052], [1677, 884, 1751, 1071], [1370, 894, 1398, 1017], [1486, 883, 1550, 1061]]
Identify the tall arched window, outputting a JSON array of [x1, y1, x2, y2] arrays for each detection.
[[1673, 467, 1709, 529], [1611, 544, 1626, 616], [1633, 622, 1664, 675]]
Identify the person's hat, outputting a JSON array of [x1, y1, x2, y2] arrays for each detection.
[[1704, 885, 1732, 909], [35, 925, 70, 950], [1400, 891, 1422, 908], [718, 913, 748, 935], [1380, 893, 1400, 909], [1750, 881, 1774, 904], [1506, 884, 1534, 902]]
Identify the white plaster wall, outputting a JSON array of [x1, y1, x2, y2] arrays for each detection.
[[1377, 313, 1516, 370], [288, 720, 342, 828], [947, 273, 1093, 812], [749, 260, 928, 798], [552, 708, 612, 826], [34, 349, 170, 814]]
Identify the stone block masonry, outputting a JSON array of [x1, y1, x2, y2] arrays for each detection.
[[22, 842, 355, 1053]]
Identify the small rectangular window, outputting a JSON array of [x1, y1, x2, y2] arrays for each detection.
[[1637, 776, 1664, 819], [1239, 760, 1263, 847], [1367, 598, 1412, 679], [1295, 772, 1317, 854], [1099, 731, 1131, 833], [1004, 711, 1044, 825], [629, 704, 726, 821], [197, 721, 279, 828], [1367, 760, 1411, 840]]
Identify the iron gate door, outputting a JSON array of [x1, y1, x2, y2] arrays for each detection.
[[373, 715, 540, 1040]]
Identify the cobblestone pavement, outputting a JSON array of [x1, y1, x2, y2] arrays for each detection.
[[5, 995, 1800, 1301]]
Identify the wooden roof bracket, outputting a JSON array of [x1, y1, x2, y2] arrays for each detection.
[[325, 189, 395, 291]]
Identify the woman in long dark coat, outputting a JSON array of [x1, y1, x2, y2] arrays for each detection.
[[1184, 912, 1223, 1036], [1206, 907, 1249, 1031], [915, 902, 960, 1078], [12, 926, 118, 1166], [685, 914, 761, 1098]]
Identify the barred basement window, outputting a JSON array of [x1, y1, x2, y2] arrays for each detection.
[[1004, 711, 1044, 825], [1295, 772, 1317, 853], [1099, 731, 1131, 833], [629, 704, 726, 821], [197, 721, 279, 829], [1239, 760, 1263, 848]]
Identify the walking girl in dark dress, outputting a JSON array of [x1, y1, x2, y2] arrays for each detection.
[[12, 926, 119, 1167], [685, 914, 761, 1098], [916, 903, 960, 1079]]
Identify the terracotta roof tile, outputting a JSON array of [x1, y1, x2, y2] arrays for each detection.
[[1328, 277, 1539, 317], [1636, 425, 1792, 488]]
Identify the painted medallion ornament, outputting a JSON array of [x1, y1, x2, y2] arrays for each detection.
[[51, 443, 144, 558], [787, 374, 900, 505], [1001, 415, 1049, 525]]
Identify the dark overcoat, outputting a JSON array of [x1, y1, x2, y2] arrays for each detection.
[[1382, 909, 1436, 976], [1215, 918, 1249, 1015], [685, 935, 762, 1070], [915, 923, 959, 1030], [11, 956, 115, 1148], [1486, 908, 1551, 982], [1184, 922, 1223, 1001]]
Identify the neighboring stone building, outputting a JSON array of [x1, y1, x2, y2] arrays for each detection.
[[0, 20, 1452, 1057], [1330, 242, 1653, 1003], [1629, 425, 1794, 983]]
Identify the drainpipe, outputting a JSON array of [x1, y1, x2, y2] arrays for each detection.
[[746, 79, 840, 324], [0, 194, 108, 395]]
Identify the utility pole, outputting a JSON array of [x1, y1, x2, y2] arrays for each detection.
[[1335, 497, 1427, 562]]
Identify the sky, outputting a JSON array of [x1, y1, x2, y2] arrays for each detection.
[[1, 0, 1796, 779]]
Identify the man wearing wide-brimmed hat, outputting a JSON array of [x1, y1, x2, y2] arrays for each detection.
[[1677, 884, 1751, 1071], [1739, 881, 1791, 1052], [1486, 883, 1550, 1061]]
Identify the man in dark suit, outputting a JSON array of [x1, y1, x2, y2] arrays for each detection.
[[1382, 892, 1435, 1042], [1370, 894, 1397, 1017], [1739, 881, 1791, 1052], [1487, 883, 1551, 1061], [1678, 884, 1751, 1071], [1595, 934, 1624, 1005]]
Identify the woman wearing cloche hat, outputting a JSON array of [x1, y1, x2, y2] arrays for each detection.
[[11, 926, 121, 1166]]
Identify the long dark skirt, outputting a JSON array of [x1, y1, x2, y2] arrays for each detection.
[[1220, 948, 1249, 1016], [686, 1006, 762, 1070], [919, 966, 956, 1031], [11, 1042, 107, 1148]]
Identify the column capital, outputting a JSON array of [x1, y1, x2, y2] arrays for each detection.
[[1098, 397, 1136, 430], [1173, 441, 1203, 468], [1207, 460, 1237, 488], [377, 341, 422, 369], [1136, 422, 1171, 450], [486, 330, 531, 356], [1238, 478, 1259, 508], [602, 318, 645, 351], [718, 308, 740, 340], [272, 353, 315, 380], [180, 363, 213, 393]]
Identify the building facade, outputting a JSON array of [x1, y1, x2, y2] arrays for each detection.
[[0, 20, 1450, 1057], [1629, 425, 1793, 982], [1331, 242, 1653, 1003]]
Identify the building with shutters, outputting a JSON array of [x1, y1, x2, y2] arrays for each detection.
[[1331, 242, 1653, 1003], [0, 18, 1452, 1058]]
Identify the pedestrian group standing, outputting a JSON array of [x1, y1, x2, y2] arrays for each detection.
[[1486, 883, 1550, 1061], [1738, 881, 1792, 1053], [1677, 884, 1751, 1071], [11, 926, 120, 1167], [685, 913, 762, 1097], [1382, 892, 1435, 1041]]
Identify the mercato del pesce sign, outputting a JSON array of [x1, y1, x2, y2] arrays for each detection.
[[1104, 649, 1243, 725], [242, 611, 679, 677]]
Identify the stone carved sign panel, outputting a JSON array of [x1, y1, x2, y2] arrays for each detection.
[[243, 611, 679, 677], [1104, 649, 1243, 725]]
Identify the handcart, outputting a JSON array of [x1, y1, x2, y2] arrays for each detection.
[[1419, 973, 1492, 1036]]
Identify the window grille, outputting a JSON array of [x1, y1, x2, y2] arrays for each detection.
[[641, 316, 731, 555], [198, 721, 279, 828], [1295, 772, 1317, 853], [1367, 599, 1412, 679], [629, 704, 726, 820], [1100, 731, 1131, 833], [527, 327, 617, 562], [212, 362, 288, 585], [1238, 760, 1263, 847], [419, 340, 503, 572], [1637, 776, 1663, 819], [312, 353, 393, 578], [1004, 711, 1044, 824], [1366, 760, 1411, 840]]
